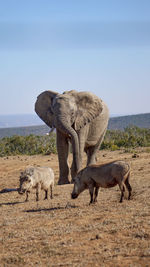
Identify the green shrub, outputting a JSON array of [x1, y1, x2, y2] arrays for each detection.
[[0, 126, 149, 156], [0, 133, 57, 157], [102, 126, 150, 150]]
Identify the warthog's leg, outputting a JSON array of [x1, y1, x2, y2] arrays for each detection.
[[86, 146, 97, 166], [118, 182, 125, 203], [50, 184, 53, 199], [94, 186, 99, 203], [25, 191, 29, 202], [36, 184, 41, 201], [44, 190, 48, 200], [88, 184, 94, 204], [125, 174, 132, 200]]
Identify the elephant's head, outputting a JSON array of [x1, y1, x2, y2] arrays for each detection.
[[35, 90, 103, 173]]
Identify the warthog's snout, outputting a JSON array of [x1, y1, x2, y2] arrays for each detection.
[[71, 193, 78, 199]]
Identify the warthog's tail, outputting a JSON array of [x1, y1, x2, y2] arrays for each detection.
[[124, 164, 132, 200], [123, 162, 130, 181], [119, 163, 131, 203]]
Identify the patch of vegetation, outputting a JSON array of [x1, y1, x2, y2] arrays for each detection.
[[0, 126, 149, 157], [0, 133, 57, 157], [102, 126, 150, 150]]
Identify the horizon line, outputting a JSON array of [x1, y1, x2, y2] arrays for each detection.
[[0, 112, 150, 117]]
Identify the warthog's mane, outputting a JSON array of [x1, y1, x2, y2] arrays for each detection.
[[88, 160, 130, 169]]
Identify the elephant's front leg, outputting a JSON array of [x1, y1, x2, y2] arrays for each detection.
[[57, 130, 70, 185]]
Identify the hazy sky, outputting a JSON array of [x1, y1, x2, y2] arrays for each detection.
[[0, 0, 150, 116]]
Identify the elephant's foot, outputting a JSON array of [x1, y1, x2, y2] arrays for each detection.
[[58, 178, 70, 185]]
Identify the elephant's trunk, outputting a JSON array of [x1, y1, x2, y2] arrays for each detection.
[[56, 116, 80, 173]]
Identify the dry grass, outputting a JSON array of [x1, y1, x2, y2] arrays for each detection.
[[0, 150, 150, 266]]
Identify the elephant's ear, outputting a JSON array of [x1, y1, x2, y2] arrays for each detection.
[[73, 91, 103, 130], [35, 90, 58, 127]]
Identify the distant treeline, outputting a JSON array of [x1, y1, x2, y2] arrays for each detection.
[[0, 126, 149, 157]]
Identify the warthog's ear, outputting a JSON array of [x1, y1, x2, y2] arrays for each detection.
[[72, 177, 76, 183], [72, 177, 79, 183], [20, 172, 24, 178]]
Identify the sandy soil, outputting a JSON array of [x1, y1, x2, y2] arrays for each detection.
[[0, 149, 150, 266]]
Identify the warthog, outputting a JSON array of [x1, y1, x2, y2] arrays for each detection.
[[71, 161, 132, 204], [18, 166, 54, 201]]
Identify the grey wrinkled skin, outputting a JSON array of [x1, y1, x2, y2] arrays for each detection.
[[71, 161, 132, 204], [35, 90, 109, 185], [18, 167, 54, 202]]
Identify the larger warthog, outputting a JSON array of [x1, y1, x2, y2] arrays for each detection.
[[18, 166, 54, 202], [71, 161, 132, 204]]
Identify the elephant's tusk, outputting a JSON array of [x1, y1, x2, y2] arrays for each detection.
[[46, 126, 55, 135]]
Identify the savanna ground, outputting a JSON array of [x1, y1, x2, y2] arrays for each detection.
[[0, 149, 150, 266]]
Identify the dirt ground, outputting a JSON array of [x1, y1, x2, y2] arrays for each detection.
[[0, 149, 150, 267]]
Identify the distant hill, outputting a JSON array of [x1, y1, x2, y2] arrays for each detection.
[[0, 114, 42, 128], [0, 125, 50, 139], [108, 113, 150, 130], [0, 113, 149, 138]]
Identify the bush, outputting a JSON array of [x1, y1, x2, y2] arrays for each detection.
[[0, 133, 57, 157], [0, 126, 149, 156], [102, 126, 150, 150]]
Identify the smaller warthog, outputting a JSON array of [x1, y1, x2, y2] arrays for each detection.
[[71, 161, 132, 204], [18, 167, 54, 201]]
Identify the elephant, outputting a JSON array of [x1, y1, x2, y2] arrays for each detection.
[[35, 90, 109, 185]]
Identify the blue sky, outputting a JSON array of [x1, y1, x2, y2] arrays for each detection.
[[0, 0, 150, 116]]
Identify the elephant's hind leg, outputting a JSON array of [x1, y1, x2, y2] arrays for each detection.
[[86, 146, 98, 166], [86, 128, 107, 166]]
